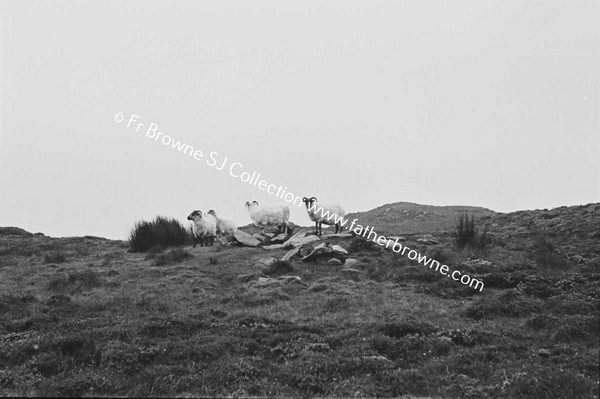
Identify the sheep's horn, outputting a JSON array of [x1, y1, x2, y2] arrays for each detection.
[[311, 197, 317, 202], [254, 201, 259, 205]]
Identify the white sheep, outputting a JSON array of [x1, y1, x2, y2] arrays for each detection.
[[302, 197, 346, 235], [207, 209, 238, 238], [245, 201, 291, 235], [186, 210, 217, 247]]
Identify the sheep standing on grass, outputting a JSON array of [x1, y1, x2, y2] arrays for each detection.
[[302, 197, 346, 235], [187, 210, 217, 247], [207, 209, 238, 238], [245, 201, 291, 235]]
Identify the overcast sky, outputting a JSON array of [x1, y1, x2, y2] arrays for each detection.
[[0, 0, 598, 239]]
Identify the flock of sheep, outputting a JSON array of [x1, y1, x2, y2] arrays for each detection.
[[186, 197, 346, 247]]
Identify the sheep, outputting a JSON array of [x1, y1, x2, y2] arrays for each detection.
[[245, 201, 291, 235], [186, 210, 217, 247], [207, 209, 238, 238], [302, 197, 346, 235]]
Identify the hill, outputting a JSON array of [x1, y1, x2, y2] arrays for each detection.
[[0, 202, 598, 397], [346, 201, 497, 235]]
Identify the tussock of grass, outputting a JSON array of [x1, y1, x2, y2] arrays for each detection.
[[44, 251, 67, 264], [128, 216, 191, 253], [146, 248, 193, 266], [47, 270, 103, 293]]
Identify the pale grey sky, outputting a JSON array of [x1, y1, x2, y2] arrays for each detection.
[[0, 0, 598, 239]]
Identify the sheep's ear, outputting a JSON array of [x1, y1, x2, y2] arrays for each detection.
[[245, 201, 249, 207]]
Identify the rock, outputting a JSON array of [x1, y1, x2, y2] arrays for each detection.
[[237, 272, 263, 283], [252, 234, 268, 242], [279, 275, 302, 283], [299, 245, 314, 257], [234, 230, 261, 247], [284, 235, 320, 248], [387, 236, 406, 242], [331, 245, 348, 255], [344, 258, 360, 267], [322, 233, 353, 238], [255, 277, 281, 286], [327, 258, 343, 265], [281, 247, 300, 261], [255, 257, 277, 268], [271, 233, 288, 243], [301, 245, 334, 261], [263, 244, 285, 250], [341, 268, 361, 281], [264, 232, 275, 238], [287, 231, 307, 241], [416, 234, 439, 245]]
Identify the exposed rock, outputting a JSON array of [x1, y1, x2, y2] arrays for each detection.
[[344, 258, 361, 268], [287, 231, 307, 241], [254, 257, 277, 268], [271, 233, 288, 243], [264, 232, 275, 238], [417, 234, 439, 245], [387, 236, 406, 242], [279, 275, 302, 283], [281, 247, 300, 261], [284, 235, 320, 248], [341, 268, 361, 281], [252, 234, 268, 242], [237, 272, 263, 283], [263, 244, 285, 250], [331, 245, 348, 255], [234, 230, 261, 247], [301, 245, 334, 261], [255, 277, 282, 286], [299, 245, 314, 258], [327, 258, 343, 265], [323, 233, 353, 238]]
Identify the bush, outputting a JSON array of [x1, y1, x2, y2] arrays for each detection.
[[128, 216, 192, 253], [530, 236, 569, 270], [264, 260, 293, 276], [47, 270, 103, 293], [44, 252, 67, 264], [454, 213, 488, 250]]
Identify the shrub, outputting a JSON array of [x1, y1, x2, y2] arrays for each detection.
[[530, 236, 569, 270], [454, 213, 488, 250], [128, 216, 192, 252], [47, 270, 103, 293], [44, 252, 67, 264], [264, 260, 293, 276], [209, 257, 219, 265]]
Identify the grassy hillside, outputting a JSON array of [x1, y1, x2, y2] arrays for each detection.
[[0, 203, 598, 398], [346, 202, 497, 236]]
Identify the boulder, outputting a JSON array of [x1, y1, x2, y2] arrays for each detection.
[[284, 235, 320, 248], [252, 234, 268, 242], [301, 245, 333, 261], [344, 258, 361, 268], [416, 234, 439, 245], [234, 230, 261, 247], [327, 258, 343, 265], [387, 236, 406, 242], [255, 257, 277, 268], [331, 245, 348, 255], [322, 233, 353, 238], [271, 233, 288, 243], [281, 247, 300, 261], [263, 244, 285, 250]]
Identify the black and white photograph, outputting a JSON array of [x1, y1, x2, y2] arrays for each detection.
[[0, 1, 599, 397]]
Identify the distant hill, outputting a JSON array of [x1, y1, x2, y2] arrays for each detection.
[[345, 202, 497, 236]]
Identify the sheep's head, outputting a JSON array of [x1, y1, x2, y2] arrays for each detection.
[[245, 201, 259, 210], [302, 197, 317, 208], [207, 209, 217, 217], [187, 210, 202, 221]]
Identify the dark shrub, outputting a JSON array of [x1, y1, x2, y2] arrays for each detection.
[[454, 213, 488, 251], [530, 236, 569, 270], [128, 216, 192, 252], [44, 252, 67, 264], [264, 260, 293, 276]]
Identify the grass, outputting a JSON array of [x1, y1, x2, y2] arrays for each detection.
[[128, 216, 192, 253], [0, 225, 598, 398]]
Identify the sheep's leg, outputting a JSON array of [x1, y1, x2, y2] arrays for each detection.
[[314, 222, 319, 235], [318, 222, 322, 236]]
